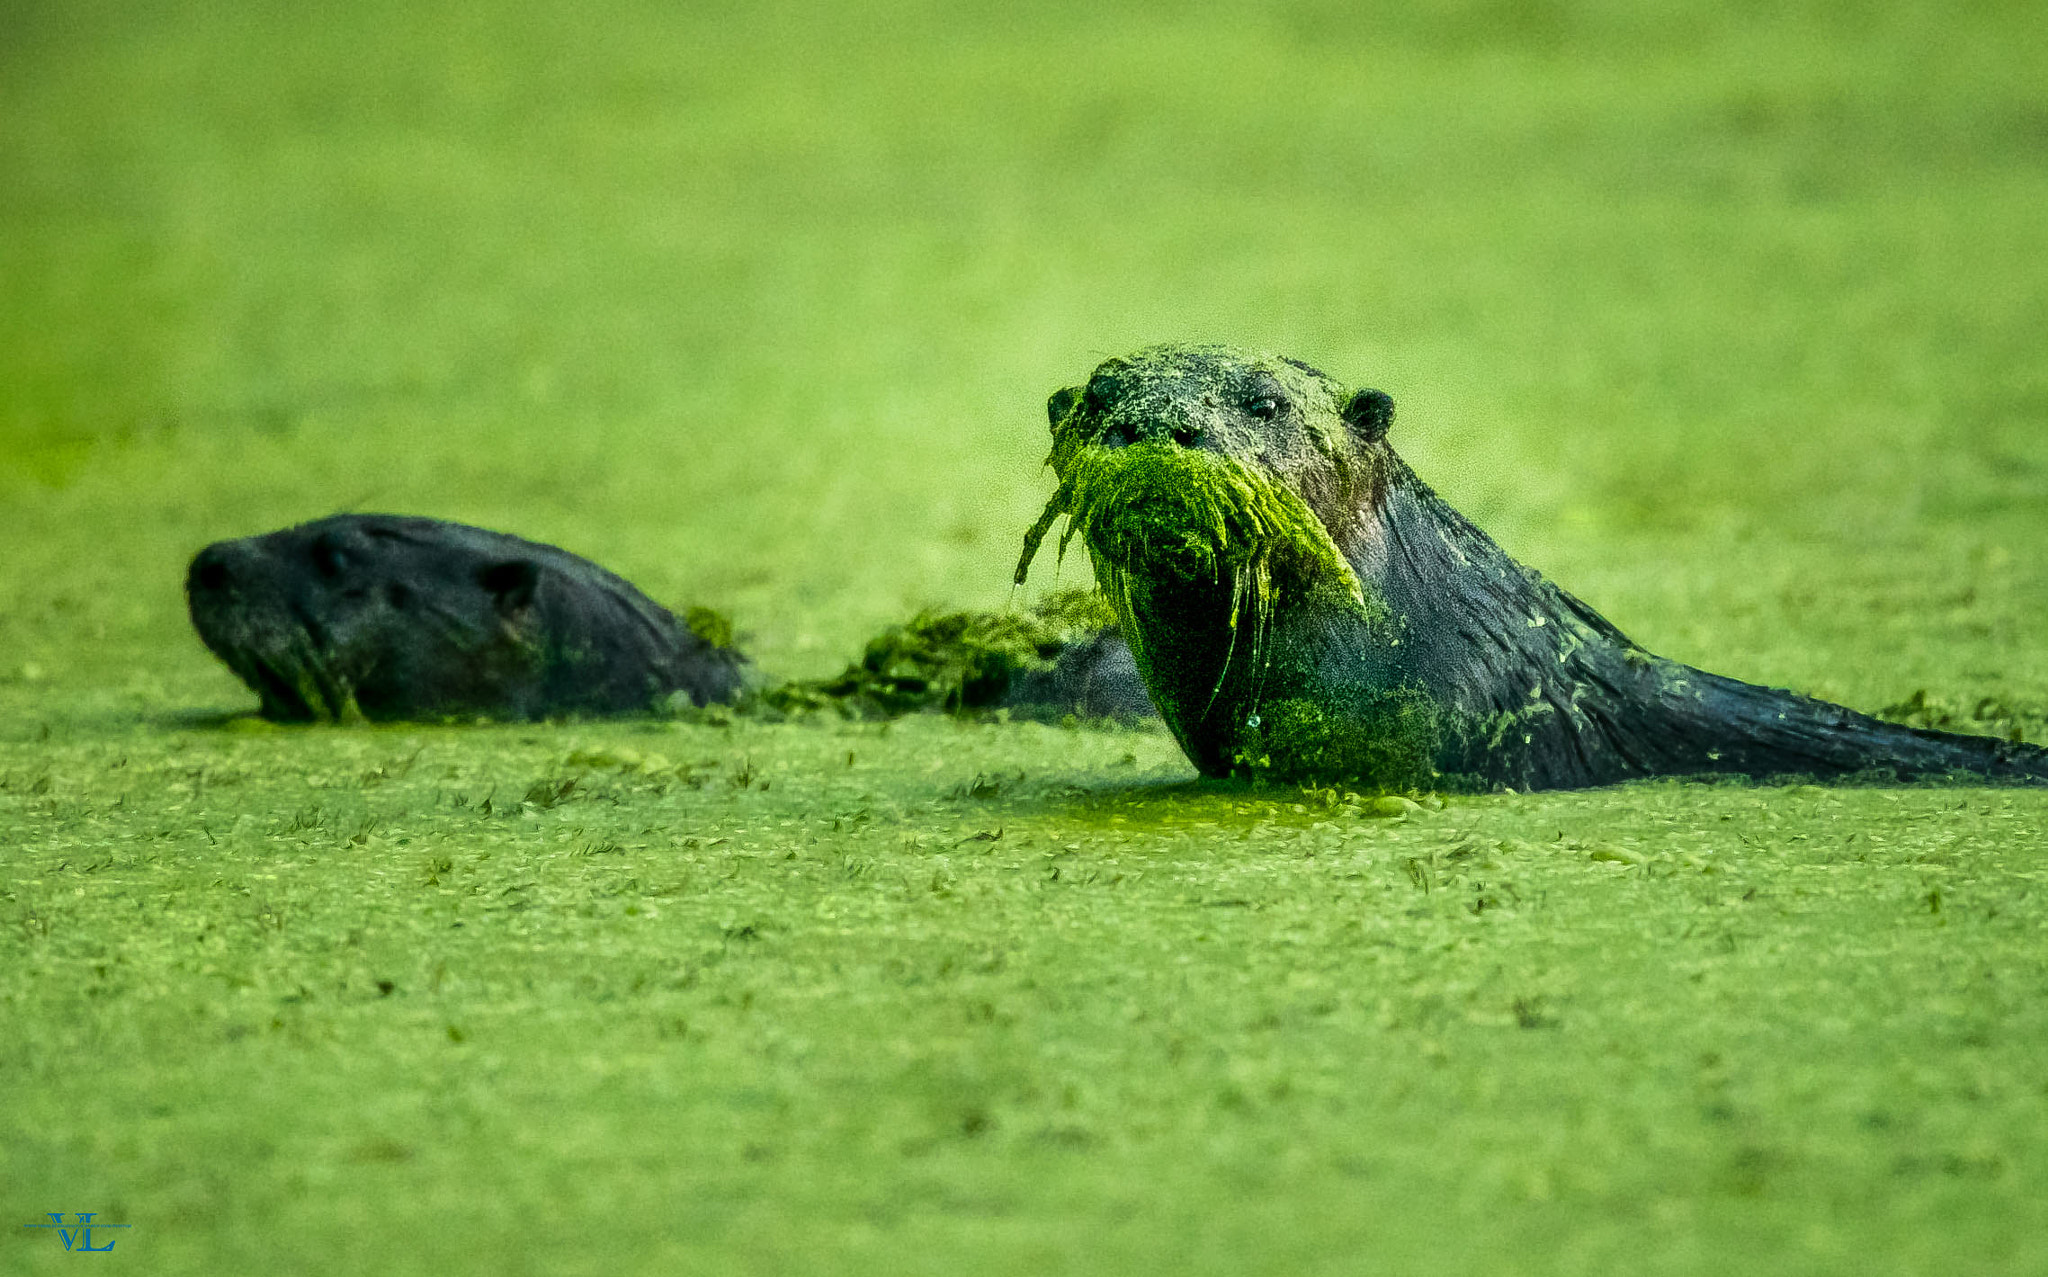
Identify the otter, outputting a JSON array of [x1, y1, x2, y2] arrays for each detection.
[[187, 514, 748, 721], [1015, 344, 2048, 791]]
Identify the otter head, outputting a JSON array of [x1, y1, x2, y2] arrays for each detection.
[[186, 515, 564, 722], [1043, 345, 1393, 508], [1016, 345, 1396, 610]]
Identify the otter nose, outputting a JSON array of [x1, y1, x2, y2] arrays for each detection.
[[1099, 411, 1201, 449], [1087, 371, 1203, 448], [187, 543, 245, 596]]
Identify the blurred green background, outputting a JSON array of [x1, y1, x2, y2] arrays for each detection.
[[5, 0, 2044, 713], [5, 2, 2048, 1274]]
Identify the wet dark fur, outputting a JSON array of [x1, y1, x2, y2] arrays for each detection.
[[1041, 347, 2048, 791], [187, 515, 747, 721], [1352, 456, 2048, 787]]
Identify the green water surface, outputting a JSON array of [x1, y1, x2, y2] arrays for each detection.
[[4, 1, 2046, 1272]]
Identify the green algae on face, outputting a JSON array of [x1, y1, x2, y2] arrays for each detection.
[[1015, 437, 1366, 762], [1014, 436, 1378, 735], [754, 589, 1116, 718], [1017, 346, 1371, 613], [1019, 441, 1364, 602]]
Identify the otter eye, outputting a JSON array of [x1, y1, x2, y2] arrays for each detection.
[[312, 537, 348, 579], [1245, 396, 1282, 421]]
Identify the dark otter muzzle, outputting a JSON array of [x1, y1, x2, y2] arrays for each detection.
[[186, 539, 271, 603]]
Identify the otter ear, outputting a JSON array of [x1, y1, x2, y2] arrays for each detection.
[[1047, 385, 1081, 430], [478, 560, 540, 617], [1341, 388, 1395, 444]]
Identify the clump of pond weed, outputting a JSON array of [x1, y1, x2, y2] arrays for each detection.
[[682, 605, 739, 652], [753, 589, 1116, 718]]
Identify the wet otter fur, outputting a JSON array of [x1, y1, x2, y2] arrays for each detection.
[[1016, 344, 2048, 792], [187, 515, 747, 722]]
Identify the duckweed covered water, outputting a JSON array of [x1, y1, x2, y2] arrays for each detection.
[[6, 0, 2048, 1273]]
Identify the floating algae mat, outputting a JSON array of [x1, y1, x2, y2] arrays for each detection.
[[754, 589, 1125, 718], [8, 718, 2048, 1275]]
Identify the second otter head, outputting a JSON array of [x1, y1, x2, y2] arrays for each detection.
[[187, 514, 745, 722], [187, 516, 575, 721]]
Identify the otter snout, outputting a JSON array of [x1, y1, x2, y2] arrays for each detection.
[[186, 539, 264, 601], [1096, 416, 1203, 450], [1077, 373, 1213, 451]]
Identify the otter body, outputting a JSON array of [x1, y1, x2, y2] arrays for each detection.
[[1018, 345, 2048, 791], [188, 515, 747, 721]]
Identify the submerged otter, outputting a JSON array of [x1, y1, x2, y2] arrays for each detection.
[[187, 515, 748, 721], [1016, 344, 2048, 791]]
